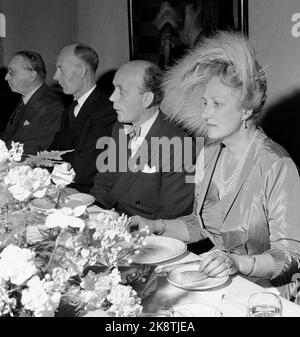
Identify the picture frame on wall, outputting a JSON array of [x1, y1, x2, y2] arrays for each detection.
[[128, 0, 248, 68]]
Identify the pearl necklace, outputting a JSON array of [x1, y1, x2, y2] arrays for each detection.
[[219, 130, 257, 198]]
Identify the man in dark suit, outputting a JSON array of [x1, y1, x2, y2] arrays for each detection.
[[50, 43, 116, 193], [90, 60, 195, 220], [3, 51, 64, 154]]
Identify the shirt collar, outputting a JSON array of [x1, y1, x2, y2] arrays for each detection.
[[22, 84, 42, 104], [137, 110, 159, 138], [75, 85, 96, 107], [124, 110, 159, 136]]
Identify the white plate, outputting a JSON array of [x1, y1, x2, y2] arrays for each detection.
[[65, 193, 95, 208], [174, 303, 220, 317], [167, 263, 228, 290], [30, 197, 56, 211], [131, 236, 187, 264], [30, 193, 95, 211]]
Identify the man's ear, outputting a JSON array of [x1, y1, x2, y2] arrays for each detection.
[[80, 63, 88, 79], [142, 91, 154, 109], [29, 70, 38, 82]]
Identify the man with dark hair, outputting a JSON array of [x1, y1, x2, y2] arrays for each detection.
[[3, 50, 64, 154], [50, 43, 116, 193], [90, 60, 194, 220]]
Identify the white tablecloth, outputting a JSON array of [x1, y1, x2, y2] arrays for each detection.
[[142, 251, 300, 317]]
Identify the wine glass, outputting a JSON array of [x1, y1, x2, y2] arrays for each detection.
[[247, 292, 283, 317]]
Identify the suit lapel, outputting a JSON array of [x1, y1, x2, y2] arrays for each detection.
[[18, 85, 47, 124], [5, 85, 49, 139], [131, 111, 164, 169], [62, 87, 99, 144], [4, 100, 25, 139], [74, 87, 99, 125], [109, 111, 164, 204]]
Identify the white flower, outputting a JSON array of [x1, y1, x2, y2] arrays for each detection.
[[51, 267, 70, 292], [79, 269, 122, 311], [0, 140, 9, 164], [45, 206, 86, 232], [31, 167, 52, 198], [4, 165, 51, 201], [51, 163, 75, 187], [87, 213, 147, 266], [0, 245, 37, 285], [107, 284, 142, 317], [21, 276, 61, 317], [8, 142, 23, 162]]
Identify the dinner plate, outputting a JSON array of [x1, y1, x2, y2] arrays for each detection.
[[30, 197, 56, 211], [30, 193, 95, 211], [167, 263, 228, 290], [174, 303, 220, 317], [131, 235, 187, 264], [64, 193, 95, 208]]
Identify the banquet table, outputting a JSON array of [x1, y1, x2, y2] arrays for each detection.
[[142, 250, 300, 317], [28, 201, 300, 317]]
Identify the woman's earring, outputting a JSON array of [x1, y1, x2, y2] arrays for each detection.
[[243, 119, 248, 129]]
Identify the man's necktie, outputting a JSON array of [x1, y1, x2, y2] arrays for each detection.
[[127, 125, 141, 139], [68, 100, 78, 121], [71, 99, 78, 112]]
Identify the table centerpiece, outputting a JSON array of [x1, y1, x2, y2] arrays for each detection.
[[0, 140, 155, 317]]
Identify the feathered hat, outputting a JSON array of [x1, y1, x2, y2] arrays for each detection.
[[160, 30, 266, 136]]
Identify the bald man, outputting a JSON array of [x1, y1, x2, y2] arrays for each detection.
[[50, 43, 116, 193], [90, 60, 195, 220]]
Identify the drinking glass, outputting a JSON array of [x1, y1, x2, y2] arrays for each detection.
[[216, 300, 247, 317], [247, 292, 283, 317], [141, 305, 174, 317]]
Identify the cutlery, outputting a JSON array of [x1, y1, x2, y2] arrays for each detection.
[[156, 259, 202, 275]]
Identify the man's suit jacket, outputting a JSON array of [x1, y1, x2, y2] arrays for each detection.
[[50, 86, 116, 193], [90, 111, 195, 219], [3, 84, 64, 154]]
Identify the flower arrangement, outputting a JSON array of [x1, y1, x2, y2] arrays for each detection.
[[0, 140, 75, 246], [0, 141, 152, 317], [0, 212, 149, 317]]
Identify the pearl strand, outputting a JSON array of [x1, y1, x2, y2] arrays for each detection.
[[219, 130, 257, 198]]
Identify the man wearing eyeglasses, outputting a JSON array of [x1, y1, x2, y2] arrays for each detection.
[[3, 50, 64, 154], [50, 43, 116, 193]]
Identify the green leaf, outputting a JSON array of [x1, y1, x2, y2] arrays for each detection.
[[23, 150, 75, 167]]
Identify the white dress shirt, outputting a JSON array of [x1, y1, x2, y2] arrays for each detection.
[[125, 110, 159, 157], [22, 84, 42, 104], [73, 85, 96, 117]]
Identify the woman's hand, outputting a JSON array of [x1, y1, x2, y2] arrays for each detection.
[[199, 250, 238, 278]]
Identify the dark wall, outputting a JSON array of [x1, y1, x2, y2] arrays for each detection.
[[262, 91, 300, 170]]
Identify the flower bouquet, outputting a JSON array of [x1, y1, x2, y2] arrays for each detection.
[[0, 140, 156, 317], [0, 210, 152, 317]]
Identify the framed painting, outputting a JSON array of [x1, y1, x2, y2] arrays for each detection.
[[128, 0, 248, 68]]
